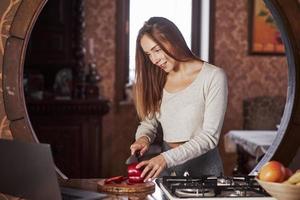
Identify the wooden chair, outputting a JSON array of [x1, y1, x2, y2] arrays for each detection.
[[243, 95, 286, 130]]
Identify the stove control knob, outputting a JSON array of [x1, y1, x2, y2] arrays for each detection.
[[183, 171, 190, 177]]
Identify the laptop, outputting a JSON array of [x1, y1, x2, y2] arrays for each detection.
[[0, 139, 107, 200]]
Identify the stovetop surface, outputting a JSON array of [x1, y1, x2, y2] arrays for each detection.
[[156, 175, 274, 199]]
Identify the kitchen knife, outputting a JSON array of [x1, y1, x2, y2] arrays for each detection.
[[125, 153, 139, 165]]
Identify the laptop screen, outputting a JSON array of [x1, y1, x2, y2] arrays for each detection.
[[0, 139, 62, 200]]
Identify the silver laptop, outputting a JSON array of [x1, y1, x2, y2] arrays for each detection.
[[0, 139, 106, 200]]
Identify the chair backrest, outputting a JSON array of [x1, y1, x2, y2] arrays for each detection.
[[243, 96, 285, 130]]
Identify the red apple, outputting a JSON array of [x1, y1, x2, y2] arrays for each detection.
[[258, 160, 286, 182]]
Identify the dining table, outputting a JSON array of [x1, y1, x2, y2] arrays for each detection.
[[224, 130, 277, 174]]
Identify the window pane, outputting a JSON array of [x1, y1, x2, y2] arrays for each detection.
[[129, 0, 192, 83]]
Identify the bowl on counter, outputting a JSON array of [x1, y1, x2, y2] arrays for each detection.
[[256, 178, 300, 200]]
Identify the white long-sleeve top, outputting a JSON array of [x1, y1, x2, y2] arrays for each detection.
[[135, 62, 228, 168]]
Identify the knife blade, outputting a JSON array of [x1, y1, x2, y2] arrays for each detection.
[[125, 153, 139, 165]]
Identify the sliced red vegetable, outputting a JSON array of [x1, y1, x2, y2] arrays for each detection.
[[104, 175, 127, 184], [128, 176, 144, 184]]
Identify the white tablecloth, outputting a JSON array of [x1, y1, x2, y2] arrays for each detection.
[[224, 130, 277, 158]]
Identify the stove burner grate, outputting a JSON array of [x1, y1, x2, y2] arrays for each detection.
[[161, 175, 269, 198]]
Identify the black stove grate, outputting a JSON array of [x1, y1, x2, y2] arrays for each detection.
[[161, 175, 270, 198]]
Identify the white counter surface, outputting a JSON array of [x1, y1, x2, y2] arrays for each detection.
[[224, 130, 277, 158]]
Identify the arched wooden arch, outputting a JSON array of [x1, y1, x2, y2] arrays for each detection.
[[1, 0, 67, 180], [0, 0, 299, 181]]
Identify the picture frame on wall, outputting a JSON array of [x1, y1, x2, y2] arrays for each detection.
[[248, 0, 285, 55]]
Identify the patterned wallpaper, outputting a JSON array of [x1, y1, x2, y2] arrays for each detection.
[[84, 0, 116, 101], [83, 0, 119, 176], [0, 0, 21, 140], [214, 0, 288, 132]]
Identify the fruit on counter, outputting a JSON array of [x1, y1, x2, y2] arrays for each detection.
[[127, 162, 144, 184], [258, 160, 300, 185], [258, 160, 286, 182], [104, 176, 128, 184]]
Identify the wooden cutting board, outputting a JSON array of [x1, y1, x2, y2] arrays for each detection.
[[97, 180, 155, 195]]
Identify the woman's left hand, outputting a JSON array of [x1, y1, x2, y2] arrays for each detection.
[[136, 154, 167, 181]]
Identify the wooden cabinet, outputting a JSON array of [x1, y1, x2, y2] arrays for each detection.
[[23, 0, 107, 179], [24, 0, 84, 96], [26, 0, 75, 66], [27, 99, 110, 178]]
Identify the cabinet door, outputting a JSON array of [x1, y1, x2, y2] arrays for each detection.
[[27, 100, 109, 178], [33, 121, 82, 178], [26, 0, 76, 66]]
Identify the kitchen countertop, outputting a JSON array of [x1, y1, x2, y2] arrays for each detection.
[[60, 178, 276, 200], [60, 178, 167, 199]]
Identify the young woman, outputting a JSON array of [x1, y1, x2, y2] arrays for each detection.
[[130, 17, 228, 181]]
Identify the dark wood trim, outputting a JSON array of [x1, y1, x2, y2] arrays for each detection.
[[3, 37, 25, 121], [10, 0, 46, 39], [191, 0, 201, 57], [26, 99, 110, 115], [115, 0, 129, 110], [73, 0, 88, 99], [248, 0, 254, 55], [209, 0, 216, 64]]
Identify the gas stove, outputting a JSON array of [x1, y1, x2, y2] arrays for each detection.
[[156, 175, 275, 199]]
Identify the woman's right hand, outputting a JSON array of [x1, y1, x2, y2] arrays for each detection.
[[130, 136, 150, 156]]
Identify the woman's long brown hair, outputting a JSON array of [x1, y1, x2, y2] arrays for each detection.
[[134, 17, 200, 120]]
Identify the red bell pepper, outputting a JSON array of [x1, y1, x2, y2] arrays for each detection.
[[128, 175, 144, 184], [104, 175, 127, 184], [127, 162, 144, 184], [127, 163, 143, 176]]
